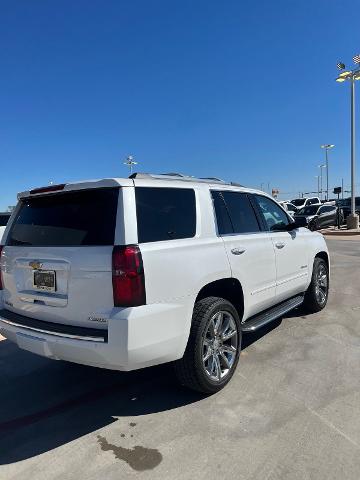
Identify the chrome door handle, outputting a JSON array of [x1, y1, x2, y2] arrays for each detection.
[[231, 248, 246, 255], [275, 242, 285, 249]]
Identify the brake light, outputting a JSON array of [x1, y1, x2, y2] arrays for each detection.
[[112, 245, 146, 307], [0, 246, 3, 290], [30, 184, 65, 195]]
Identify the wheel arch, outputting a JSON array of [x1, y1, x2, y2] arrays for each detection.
[[195, 278, 244, 322], [315, 250, 329, 269], [310, 250, 330, 283]]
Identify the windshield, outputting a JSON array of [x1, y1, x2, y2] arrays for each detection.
[[297, 206, 319, 215], [7, 188, 119, 246], [291, 199, 305, 206]]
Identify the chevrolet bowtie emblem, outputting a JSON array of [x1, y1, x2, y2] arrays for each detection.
[[29, 261, 43, 270]]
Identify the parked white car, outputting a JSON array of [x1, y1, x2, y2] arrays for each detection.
[[0, 174, 330, 393], [291, 197, 321, 209], [279, 201, 298, 217]]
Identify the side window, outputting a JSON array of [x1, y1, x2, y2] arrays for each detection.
[[254, 195, 290, 231], [211, 191, 233, 235], [218, 191, 260, 234], [287, 204, 296, 212], [135, 187, 196, 243], [321, 206, 335, 213]]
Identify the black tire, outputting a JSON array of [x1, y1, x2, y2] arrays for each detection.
[[303, 258, 329, 313], [174, 297, 242, 394]]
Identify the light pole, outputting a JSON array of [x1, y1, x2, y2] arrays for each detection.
[[318, 164, 326, 200], [315, 175, 320, 198], [123, 155, 138, 175], [320, 144, 334, 200], [336, 56, 360, 229]]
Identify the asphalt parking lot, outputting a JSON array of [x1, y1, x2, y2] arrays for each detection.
[[0, 238, 359, 480]]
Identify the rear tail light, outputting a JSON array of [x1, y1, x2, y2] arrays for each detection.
[[0, 246, 3, 290], [112, 245, 146, 307]]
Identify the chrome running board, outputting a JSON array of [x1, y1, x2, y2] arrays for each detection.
[[242, 295, 304, 333]]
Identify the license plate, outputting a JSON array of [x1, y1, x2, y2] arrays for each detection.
[[33, 270, 56, 292]]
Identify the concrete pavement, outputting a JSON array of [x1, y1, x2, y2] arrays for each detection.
[[0, 239, 359, 479]]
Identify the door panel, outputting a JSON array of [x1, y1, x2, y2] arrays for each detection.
[[318, 207, 337, 228], [270, 230, 309, 301], [211, 191, 277, 319], [252, 194, 309, 302], [221, 233, 277, 318]]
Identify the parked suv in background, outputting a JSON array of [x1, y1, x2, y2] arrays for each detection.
[[338, 197, 360, 221], [0, 174, 330, 393], [291, 197, 321, 209], [279, 201, 297, 217], [295, 204, 341, 231]]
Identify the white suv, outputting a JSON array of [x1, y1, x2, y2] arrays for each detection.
[[291, 197, 321, 209], [0, 174, 329, 393]]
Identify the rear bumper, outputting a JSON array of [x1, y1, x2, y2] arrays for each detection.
[[0, 301, 194, 371]]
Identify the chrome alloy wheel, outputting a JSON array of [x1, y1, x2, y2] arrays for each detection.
[[315, 263, 328, 305], [202, 311, 238, 382]]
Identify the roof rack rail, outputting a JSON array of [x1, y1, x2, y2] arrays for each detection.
[[129, 172, 244, 187], [161, 172, 187, 177], [199, 177, 225, 182]]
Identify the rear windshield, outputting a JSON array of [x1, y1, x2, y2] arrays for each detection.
[[7, 188, 119, 246]]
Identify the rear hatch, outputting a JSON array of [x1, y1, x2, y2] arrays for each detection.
[[1, 186, 120, 329]]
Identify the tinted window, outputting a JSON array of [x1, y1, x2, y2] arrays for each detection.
[[291, 199, 306, 207], [308, 198, 319, 205], [215, 191, 260, 234], [254, 195, 290, 231], [7, 188, 119, 246], [320, 206, 336, 213], [211, 191, 233, 235], [287, 204, 297, 212], [136, 187, 196, 243], [298, 206, 320, 215], [0, 214, 10, 226]]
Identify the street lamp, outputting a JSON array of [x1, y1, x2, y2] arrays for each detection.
[[315, 175, 320, 198], [320, 144, 334, 201], [335, 55, 360, 229], [318, 164, 326, 200]]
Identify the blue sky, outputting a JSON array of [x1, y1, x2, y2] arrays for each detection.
[[1, 0, 359, 209]]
